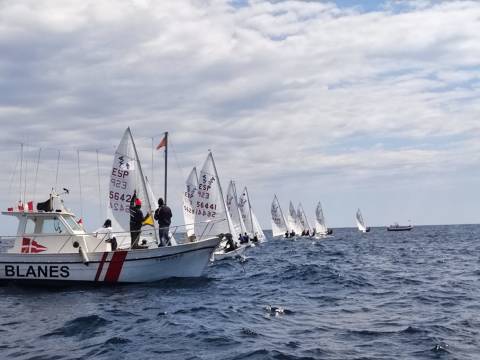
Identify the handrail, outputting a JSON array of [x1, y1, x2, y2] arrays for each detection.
[[0, 219, 227, 239], [0, 219, 228, 253]]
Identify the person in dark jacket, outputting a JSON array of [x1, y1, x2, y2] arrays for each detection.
[[154, 197, 172, 247], [130, 192, 150, 249]]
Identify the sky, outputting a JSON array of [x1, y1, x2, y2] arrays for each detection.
[[1, 0, 480, 233]]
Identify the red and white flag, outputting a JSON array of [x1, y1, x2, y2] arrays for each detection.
[[156, 135, 167, 150], [21, 238, 47, 254]]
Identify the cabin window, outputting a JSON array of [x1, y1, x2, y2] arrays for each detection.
[[24, 218, 36, 234], [41, 217, 67, 234], [64, 216, 82, 231]]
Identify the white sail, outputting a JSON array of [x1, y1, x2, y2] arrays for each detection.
[[107, 128, 154, 248], [238, 187, 254, 235], [287, 201, 301, 234], [356, 208, 367, 232], [226, 180, 247, 240], [183, 167, 198, 238], [194, 152, 236, 240], [315, 201, 328, 235], [251, 211, 266, 241], [297, 203, 311, 233], [271, 195, 287, 237]]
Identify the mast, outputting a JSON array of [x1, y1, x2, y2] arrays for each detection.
[[164, 131, 168, 204], [128, 128, 154, 215]]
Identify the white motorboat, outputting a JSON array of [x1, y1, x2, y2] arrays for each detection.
[[0, 197, 220, 284]]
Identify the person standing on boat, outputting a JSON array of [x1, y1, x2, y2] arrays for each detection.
[[154, 198, 172, 247], [94, 219, 117, 251], [130, 192, 150, 249]]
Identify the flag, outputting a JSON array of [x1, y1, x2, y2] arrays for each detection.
[[27, 201, 34, 211], [143, 214, 154, 226], [21, 238, 47, 254], [18, 201, 24, 211], [156, 135, 167, 150]]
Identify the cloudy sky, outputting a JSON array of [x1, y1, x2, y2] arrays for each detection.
[[1, 0, 479, 232]]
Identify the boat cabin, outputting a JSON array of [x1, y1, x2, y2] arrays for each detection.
[[0, 210, 111, 254]]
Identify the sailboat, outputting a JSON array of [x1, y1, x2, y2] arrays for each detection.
[[192, 152, 246, 261], [286, 201, 302, 237], [271, 195, 288, 238], [0, 128, 221, 284], [356, 208, 371, 233], [238, 186, 265, 243], [226, 180, 248, 242], [297, 203, 312, 237], [314, 201, 333, 238]]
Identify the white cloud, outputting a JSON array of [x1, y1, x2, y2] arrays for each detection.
[[0, 0, 479, 230]]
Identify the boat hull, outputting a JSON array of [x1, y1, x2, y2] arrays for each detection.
[[212, 244, 246, 261], [0, 237, 220, 284], [387, 226, 413, 232]]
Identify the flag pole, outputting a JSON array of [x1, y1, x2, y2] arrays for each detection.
[[164, 131, 168, 205]]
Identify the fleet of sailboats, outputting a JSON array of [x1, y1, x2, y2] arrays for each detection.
[[0, 126, 392, 285]]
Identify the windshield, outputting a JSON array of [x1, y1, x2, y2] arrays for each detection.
[[64, 216, 83, 232]]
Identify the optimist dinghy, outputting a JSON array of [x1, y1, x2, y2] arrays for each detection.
[[0, 194, 220, 284]]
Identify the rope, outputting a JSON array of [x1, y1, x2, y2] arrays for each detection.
[[77, 150, 84, 219], [7, 152, 20, 206]]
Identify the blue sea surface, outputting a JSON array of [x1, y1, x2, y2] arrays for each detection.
[[1, 225, 480, 359]]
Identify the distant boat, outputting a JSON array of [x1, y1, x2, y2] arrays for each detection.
[[287, 201, 302, 237], [314, 201, 333, 238], [387, 223, 413, 231], [270, 195, 288, 238], [356, 208, 370, 233]]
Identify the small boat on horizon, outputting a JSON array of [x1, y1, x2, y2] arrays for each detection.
[[387, 223, 413, 231]]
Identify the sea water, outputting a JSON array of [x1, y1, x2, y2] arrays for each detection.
[[1, 225, 479, 359]]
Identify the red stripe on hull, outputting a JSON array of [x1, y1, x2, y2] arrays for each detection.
[[104, 251, 128, 283], [94, 252, 109, 282]]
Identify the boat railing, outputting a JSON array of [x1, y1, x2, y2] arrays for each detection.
[[0, 218, 227, 253]]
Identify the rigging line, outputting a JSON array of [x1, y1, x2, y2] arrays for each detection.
[[19, 143, 23, 202], [55, 150, 61, 191], [7, 152, 20, 206], [77, 150, 84, 219], [33, 148, 42, 202], [168, 136, 186, 181], [23, 146, 29, 204], [96, 150, 103, 217], [151, 137, 154, 189]]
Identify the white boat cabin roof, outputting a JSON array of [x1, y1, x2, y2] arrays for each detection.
[[2, 210, 86, 236]]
